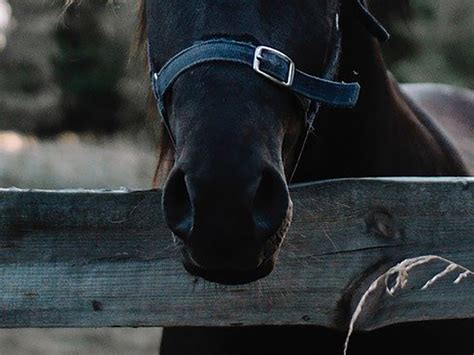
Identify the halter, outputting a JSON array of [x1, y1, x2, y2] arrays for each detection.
[[148, 0, 389, 178]]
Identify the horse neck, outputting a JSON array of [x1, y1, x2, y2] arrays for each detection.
[[292, 11, 468, 183]]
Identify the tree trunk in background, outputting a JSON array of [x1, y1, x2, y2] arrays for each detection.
[[53, 0, 123, 135]]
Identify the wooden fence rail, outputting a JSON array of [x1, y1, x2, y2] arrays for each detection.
[[0, 177, 473, 330]]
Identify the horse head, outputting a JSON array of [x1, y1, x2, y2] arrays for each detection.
[[146, 0, 388, 284]]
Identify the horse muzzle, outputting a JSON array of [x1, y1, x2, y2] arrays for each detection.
[[163, 164, 293, 284]]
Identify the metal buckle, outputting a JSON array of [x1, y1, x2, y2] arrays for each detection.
[[253, 46, 295, 87]]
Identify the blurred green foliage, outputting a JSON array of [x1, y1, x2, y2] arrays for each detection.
[[383, 0, 474, 88]]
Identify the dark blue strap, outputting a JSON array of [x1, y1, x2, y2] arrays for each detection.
[[355, 0, 390, 42], [152, 39, 360, 114]]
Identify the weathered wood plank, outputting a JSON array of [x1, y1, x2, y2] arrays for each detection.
[[0, 178, 473, 330]]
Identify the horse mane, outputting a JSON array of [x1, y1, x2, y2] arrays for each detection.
[[134, 0, 176, 188], [119, 0, 175, 188]]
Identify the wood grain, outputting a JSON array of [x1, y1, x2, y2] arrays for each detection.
[[0, 178, 472, 330]]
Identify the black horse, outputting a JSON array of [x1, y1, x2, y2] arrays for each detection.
[[141, 0, 474, 354], [141, 1, 474, 354], [69, 0, 474, 353], [145, 0, 473, 281]]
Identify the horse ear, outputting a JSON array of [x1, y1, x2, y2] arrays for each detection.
[[355, 0, 390, 42]]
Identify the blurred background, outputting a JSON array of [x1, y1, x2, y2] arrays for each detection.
[[0, 0, 157, 192], [0, 0, 472, 354]]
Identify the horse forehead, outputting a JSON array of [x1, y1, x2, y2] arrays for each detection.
[[146, 0, 337, 67], [146, 0, 335, 38]]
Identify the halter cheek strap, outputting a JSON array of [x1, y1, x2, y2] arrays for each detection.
[[356, 0, 390, 42]]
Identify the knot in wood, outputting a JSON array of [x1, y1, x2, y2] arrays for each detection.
[[366, 209, 402, 240]]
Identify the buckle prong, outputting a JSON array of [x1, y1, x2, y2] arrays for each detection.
[[253, 46, 295, 87]]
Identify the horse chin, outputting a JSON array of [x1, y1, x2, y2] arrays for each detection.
[[180, 199, 294, 285], [182, 257, 276, 285]]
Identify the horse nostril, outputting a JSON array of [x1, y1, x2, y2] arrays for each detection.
[[253, 169, 289, 241], [163, 168, 193, 240]]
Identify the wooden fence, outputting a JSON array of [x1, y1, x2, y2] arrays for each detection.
[[0, 177, 472, 330]]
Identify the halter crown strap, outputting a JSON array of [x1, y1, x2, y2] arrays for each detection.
[[152, 39, 361, 120], [355, 0, 390, 42]]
